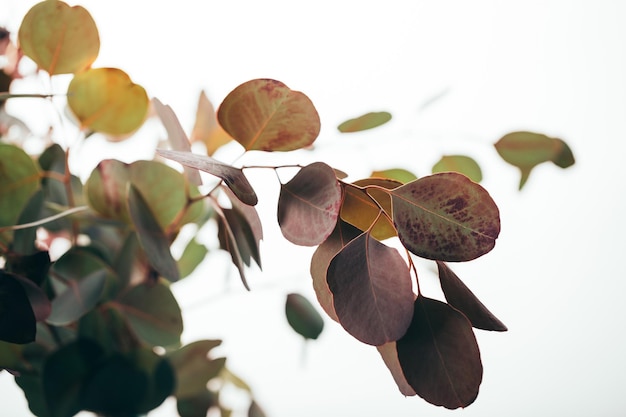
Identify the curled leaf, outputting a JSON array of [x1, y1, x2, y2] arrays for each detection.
[[217, 78, 320, 151]]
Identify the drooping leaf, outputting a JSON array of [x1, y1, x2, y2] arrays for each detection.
[[115, 278, 183, 348], [47, 270, 106, 326], [436, 261, 507, 331], [248, 401, 267, 417], [277, 162, 342, 246], [67, 67, 149, 135], [215, 204, 250, 291], [494, 131, 575, 189], [128, 184, 180, 282], [217, 78, 321, 151], [168, 340, 224, 398], [285, 293, 324, 340], [377, 342, 416, 396], [178, 239, 209, 279], [220, 208, 258, 269], [310, 220, 362, 322], [432, 155, 483, 183], [0, 271, 37, 343], [0, 144, 40, 245], [396, 296, 482, 409], [222, 185, 263, 268], [327, 232, 414, 345], [42, 339, 105, 417], [340, 178, 401, 240], [156, 149, 257, 206], [337, 111, 392, 133], [18, 0, 99, 75], [190, 90, 233, 155], [391, 172, 500, 262], [370, 168, 418, 184], [152, 98, 202, 186]]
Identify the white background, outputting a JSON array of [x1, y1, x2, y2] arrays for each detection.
[[1, 1, 625, 416]]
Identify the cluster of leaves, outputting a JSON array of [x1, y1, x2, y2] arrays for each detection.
[[0, 1, 576, 416]]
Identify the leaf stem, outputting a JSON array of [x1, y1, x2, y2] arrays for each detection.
[[0, 206, 89, 232]]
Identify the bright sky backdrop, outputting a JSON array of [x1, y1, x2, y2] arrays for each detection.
[[1, 1, 626, 416]]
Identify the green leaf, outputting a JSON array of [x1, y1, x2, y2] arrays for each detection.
[[0, 271, 38, 343], [116, 278, 183, 347], [370, 168, 418, 184], [337, 111, 392, 133], [18, 0, 100, 75], [11, 190, 45, 255], [494, 131, 575, 189], [67, 67, 148, 135], [436, 261, 507, 331], [391, 172, 500, 262], [217, 78, 321, 151], [327, 232, 414, 345], [277, 162, 342, 246], [177, 390, 217, 417], [178, 239, 209, 279], [168, 340, 225, 398], [5, 250, 51, 287], [51, 247, 118, 300], [432, 155, 483, 183], [285, 293, 324, 340], [397, 296, 482, 409], [128, 184, 180, 282], [47, 270, 106, 326], [156, 149, 258, 206]]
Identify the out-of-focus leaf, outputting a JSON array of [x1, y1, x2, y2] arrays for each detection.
[[436, 261, 507, 331], [327, 232, 414, 346], [391, 172, 500, 262], [222, 186, 263, 268], [217, 78, 320, 151], [397, 296, 482, 409], [16, 374, 50, 417], [152, 98, 202, 186], [128, 184, 180, 282], [370, 168, 418, 184], [0, 271, 37, 343], [285, 293, 324, 340], [377, 342, 416, 396], [168, 340, 225, 398], [42, 339, 104, 417], [18, 0, 99, 75], [157, 149, 257, 206], [177, 390, 217, 417], [67, 67, 148, 135], [310, 221, 361, 322], [337, 111, 392, 133], [12, 190, 44, 255], [215, 205, 250, 291], [248, 401, 267, 417], [494, 131, 575, 189], [85, 159, 130, 222], [340, 178, 400, 240], [0, 144, 40, 245], [178, 239, 209, 279], [219, 366, 251, 392], [5, 250, 50, 287], [277, 162, 342, 246], [78, 306, 140, 355], [432, 155, 482, 183], [47, 270, 106, 326], [191, 90, 233, 155], [115, 278, 183, 347]]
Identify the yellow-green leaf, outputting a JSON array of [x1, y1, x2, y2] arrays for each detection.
[[68, 67, 148, 135], [337, 111, 392, 133], [190, 90, 233, 155], [370, 168, 417, 184], [217, 79, 320, 151], [18, 0, 99, 75], [432, 155, 482, 183]]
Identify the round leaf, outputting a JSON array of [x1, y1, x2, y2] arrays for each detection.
[[18, 0, 99, 75], [67, 67, 148, 135], [277, 162, 342, 246], [432, 155, 483, 183], [285, 293, 324, 340], [217, 79, 321, 151], [391, 172, 500, 262], [337, 111, 392, 133]]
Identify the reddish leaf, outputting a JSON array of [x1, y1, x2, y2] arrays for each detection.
[[156, 149, 257, 206], [277, 162, 342, 246], [397, 296, 482, 409], [337, 111, 392, 133], [152, 98, 202, 186], [436, 261, 507, 331], [128, 184, 180, 282], [310, 221, 361, 322], [377, 342, 416, 396], [217, 78, 321, 151], [285, 293, 324, 340], [215, 204, 250, 291], [327, 232, 414, 345], [222, 185, 263, 268], [340, 178, 401, 240], [391, 172, 500, 262]]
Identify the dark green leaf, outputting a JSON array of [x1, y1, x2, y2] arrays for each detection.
[[285, 293, 324, 340], [0, 271, 37, 344], [47, 270, 106, 326], [168, 340, 225, 398], [177, 390, 217, 417]]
